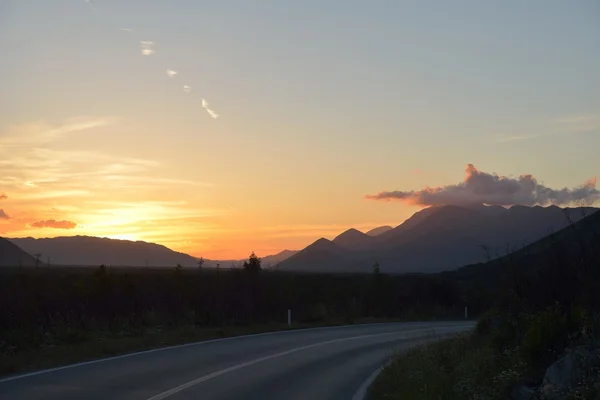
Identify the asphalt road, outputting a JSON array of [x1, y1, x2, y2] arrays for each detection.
[[0, 321, 474, 400]]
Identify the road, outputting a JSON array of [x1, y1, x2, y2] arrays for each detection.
[[0, 321, 474, 400]]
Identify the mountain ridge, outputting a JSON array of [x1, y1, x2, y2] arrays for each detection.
[[7, 236, 298, 268], [277, 204, 598, 274]]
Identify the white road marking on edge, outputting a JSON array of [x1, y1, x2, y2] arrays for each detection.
[[146, 326, 465, 400], [351, 359, 395, 400]]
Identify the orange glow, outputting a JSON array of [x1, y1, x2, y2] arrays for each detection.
[[0, 117, 410, 258]]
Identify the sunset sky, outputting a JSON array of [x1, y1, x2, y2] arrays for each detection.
[[1, 0, 599, 259]]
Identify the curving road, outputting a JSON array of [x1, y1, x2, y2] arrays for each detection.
[[0, 321, 474, 400]]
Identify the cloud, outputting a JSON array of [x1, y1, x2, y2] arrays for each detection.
[[140, 41, 155, 56], [0, 193, 6, 200], [0, 209, 9, 220], [0, 116, 116, 147], [166, 69, 178, 77], [366, 164, 600, 207], [120, 28, 133, 32], [495, 113, 600, 143], [30, 220, 78, 229], [202, 98, 219, 119], [183, 85, 192, 93]]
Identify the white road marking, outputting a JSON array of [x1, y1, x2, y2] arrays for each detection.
[[146, 326, 466, 400], [351, 362, 390, 400]]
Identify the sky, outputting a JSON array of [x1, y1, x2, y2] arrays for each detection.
[[1, 0, 599, 260]]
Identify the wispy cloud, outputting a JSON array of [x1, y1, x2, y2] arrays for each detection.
[[555, 113, 600, 132], [495, 113, 600, 143], [1, 118, 219, 244], [0, 117, 116, 147], [120, 28, 133, 32], [30, 220, 78, 229], [202, 98, 219, 119], [183, 85, 192, 93], [166, 69, 178, 77], [366, 164, 600, 207], [140, 41, 155, 56], [0, 209, 9, 220]]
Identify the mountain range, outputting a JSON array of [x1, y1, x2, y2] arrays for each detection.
[[276, 203, 598, 274], [4, 203, 597, 272], [441, 201, 600, 293]]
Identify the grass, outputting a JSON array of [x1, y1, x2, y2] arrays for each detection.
[[369, 332, 526, 400], [369, 309, 600, 400]]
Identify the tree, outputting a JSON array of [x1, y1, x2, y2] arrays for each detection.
[[243, 252, 261, 273], [372, 261, 381, 276], [197, 257, 204, 269], [33, 252, 42, 267]]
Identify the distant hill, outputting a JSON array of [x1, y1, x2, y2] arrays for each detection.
[[277, 204, 598, 274], [9, 236, 199, 267], [0, 237, 37, 267], [260, 250, 298, 267], [8, 236, 298, 269], [366, 226, 393, 236]]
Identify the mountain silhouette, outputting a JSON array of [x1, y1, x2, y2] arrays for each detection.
[[9, 236, 199, 267], [260, 249, 298, 267], [8, 236, 298, 268], [442, 204, 600, 292], [0, 237, 37, 266], [332, 228, 376, 250], [365, 226, 393, 236], [275, 238, 352, 273], [277, 204, 598, 274]]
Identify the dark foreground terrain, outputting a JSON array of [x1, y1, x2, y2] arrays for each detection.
[[0, 261, 483, 376], [370, 206, 600, 399]]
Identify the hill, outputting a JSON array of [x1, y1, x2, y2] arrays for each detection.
[[0, 237, 37, 266], [8, 236, 298, 269], [260, 249, 298, 267], [9, 236, 199, 267], [443, 205, 600, 290], [277, 204, 598, 274], [365, 226, 393, 236], [274, 238, 352, 272]]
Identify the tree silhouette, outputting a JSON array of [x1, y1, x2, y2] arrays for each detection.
[[372, 261, 381, 275], [243, 252, 261, 273], [33, 252, 42, 267]]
